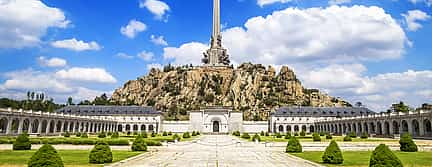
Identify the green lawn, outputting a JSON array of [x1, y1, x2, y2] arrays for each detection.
[[291, 151, 432, 167], [0, 150, 141, 167], [243, 135, 397, 142]]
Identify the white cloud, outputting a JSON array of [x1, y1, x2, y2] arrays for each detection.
[[329, 0, 351, 5], [55, 67, 117, 83], [257, 0, 293, 7], [137, 51, 155, 61], [2, 69, 73, 93], [402, 10, 431, 31], [0, 0, 69, 48], [115, 52, 134, 59], [409, 0, 432, 6], [163, 42, 208, 65], [120, 19, 147, 38], [150, 35, 168, 46], [139, 0, 170, 20], [146, 63, 163, 71], [164, 6, 407, 66], [51, 38, 101, 51], [37, 56, 67, 67]]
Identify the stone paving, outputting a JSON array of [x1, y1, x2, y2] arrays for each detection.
[[109, 135, 322, 167]]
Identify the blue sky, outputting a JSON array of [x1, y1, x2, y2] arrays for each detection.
[[0, 0, 431, 111]]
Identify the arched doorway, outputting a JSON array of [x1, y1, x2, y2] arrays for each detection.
[[401, 120, 408, 134], [393, 121, 400, 134], [424, 119, 432, 136], [0, 117, 7, 134], [31, 119, 39, 133], [213, 121, 220, 133], [412, 120, 420, 137], [117, 125, 123, 132]]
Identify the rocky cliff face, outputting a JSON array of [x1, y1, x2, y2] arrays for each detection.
[[111, 63, 351, 120]]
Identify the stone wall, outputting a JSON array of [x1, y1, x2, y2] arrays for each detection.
[[242, 121, 268, 133]]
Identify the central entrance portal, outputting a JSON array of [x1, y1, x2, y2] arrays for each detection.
[[213, 121, 219, 132]]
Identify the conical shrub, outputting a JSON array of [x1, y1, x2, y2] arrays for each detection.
[[252, 134, 261, 142], [131, 135, 147, 151], [89, 141, 113, 164], [286, 137, 302, 153], [369, 144, 402, 167], [13, 133, 31, 150], [28, 144, 63, 167], [399, 133, 417, 152], [322, 140, 343, 164], [313, 133, 321, 142]]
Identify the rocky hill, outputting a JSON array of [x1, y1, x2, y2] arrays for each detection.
[[111, 63, 351, 120]]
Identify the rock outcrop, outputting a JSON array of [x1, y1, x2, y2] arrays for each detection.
[[111, 63, 351, 120]]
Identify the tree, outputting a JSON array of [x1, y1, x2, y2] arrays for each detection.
[[131, 135, 147, 151], [322, 140, 343, 164], [369, 144, 402, 167], [399, 133, 418, 152], [67, 97, 73, 105], [89, 141, 113, 164], [391, 101, 410, 113], [13, 133, 31, 150], [286, 137, 302, 153], [28, 144, 64, 167]]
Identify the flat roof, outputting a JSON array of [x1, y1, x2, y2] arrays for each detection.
[[271, 106, 373, 117], [56, 105, 162, 116]]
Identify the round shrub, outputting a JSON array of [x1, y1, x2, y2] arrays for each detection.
[[173, 134, 181, 141], [13, 133, 31, 150], [265, 132, 269, 136], [285, 133, 291, 139], [294, 132, 299, 136], [275, 133, 282, 138], [168, 131, 172, 135], [183, 132, 191, 138], [28, 144, 63, 167], [252, 134, 261, 142], [286, 137, 302, 153], [151, 132, 157, 137], [133, 132, 138, 136], [192, 131, 197, 136], [399, 133, 418, 152], [98, 132, 106, 138], [361, 132, 369, 139], [260, 131, 265, 136], [319, 132, 325, 136], [343, 135, 352, 141], [111, 132, 119, 138], [300, 131, 306, 137], [370, 144, 402, 167], [141, 132, 148, 138], [163, 131, 168, 136], [326, 134, 333, 140], [81, 133, 88, 138], [131, 136, 147, 151], [312, 133, 321, 142], [107, 132, 112, 136], [75, 132, 81, 137], [348, 132, 357, 138], [322, 140, 343, 164], [127, 131, 131, 136], [89, 141, 113, 164], [196, 131, 200, 135], [145, 140, 162, 146], [241, 133, 251, 139], [232, 131, 240, 136], [63, 132, 70, 138]]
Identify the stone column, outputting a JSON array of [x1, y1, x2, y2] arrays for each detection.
[[407, 119, 413, 135], [419, 119, 425, 136], [17, 118, 23, 134], [46, 120, 51, 134], [5, 117, 12, 135], [60, 121, 64, 133], [28, 119, 33, 134], [37, 120, 42, 134]]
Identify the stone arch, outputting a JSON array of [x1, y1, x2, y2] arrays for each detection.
[[49, 120, 55, 133], [0, 117, 7, 133], [141, 124, 146, 131], [278, 125, 284, 132], [41, 120, 48, 133], [22, 118, 30, 133], [125, 124, 131, 131], [117, 124, 123, 132], [370, 122, 375, 134], [384, 121, 390, 135], [412, 119, 420, 136], [286, 125, 291, 132], [301, 125, 307, 132], [11, 118, 20, 134], [148, 125, 154, 132], [347, 123, 351, 132], [69, 122, 74, 132], [310, 125, 315, 133], [377, 122, 382, 135], [424, 119, 432, 136], [56, 120, 62, 133], [294, 125, 299, 132], [133, 124, 138, 132], [353, 123, 357, 133], [63, 121, 68, 132], [81, 122, 85, 132], [31, 119, 39, 133], [86, 122, 90, 132], [401, 120, 409, 134], [392, 121, 399, 134], [363, 122, 368, 133]]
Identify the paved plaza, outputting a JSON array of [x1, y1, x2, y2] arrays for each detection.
[[110, 135, 322, 167]]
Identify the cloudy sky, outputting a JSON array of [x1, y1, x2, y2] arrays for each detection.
[[0, 0, 431, 111]]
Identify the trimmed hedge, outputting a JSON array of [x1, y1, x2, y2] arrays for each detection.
[[260, 131, 265, 136], [168, 131, 172, 135], [28, 144, 64, 167], [183, 132, 191, 138], [81, 133, 88, 138], [173, 134, 181, 141], [13, 133, 31, 150], [312, 133, 321, 142], [326, 134, 333, 140], [275, 133, 282, 138], [63, 132, 70, 138], [286, 137, 302, 153], [285, 133, 291, 139], [151, 132, 157, 137], [369, 144, 402, 167], [252, 134, 261, 142], [145, 140, 162, 146], [89, 141, 113, 164], [322, 140, 343, 164], [241, 133, 251, 139], [131, 136, 147, 151], [300, 131, 306, 137], [361, 132, 368, 139], [343, 135, 352, 141], [163, 131, 168, 136], [98, 132, 106, 138], [348, 132, 357, 138], [399, 133, 418, 152], [111, 132, 119, 138], [265, 132, 269, 136], [141, 132, 148, 138], [232, 131, 240, 136], [192, 131, 197, 136], [319, 132, 325, 136]]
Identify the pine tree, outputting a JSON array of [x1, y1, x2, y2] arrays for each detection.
[[286, 137, 302, 153], [322, 140, 343, 164], [28, 144, 64, 167], [369, 144, 402, 167], [399, 133, 418, 152]]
